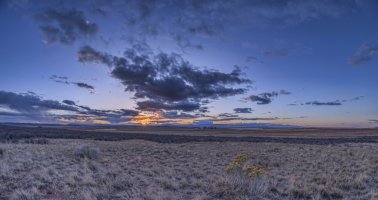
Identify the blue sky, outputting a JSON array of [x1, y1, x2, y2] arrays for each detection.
[[0, 0, 377, 127]]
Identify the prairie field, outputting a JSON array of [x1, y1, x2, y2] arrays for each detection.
[[2, 1, 378, 199], [0, 126, 378, 200]]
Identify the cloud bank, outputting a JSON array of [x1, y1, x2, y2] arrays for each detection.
[[0, 91, 138, 124], [6, 0, 369, 48], [78, 45, 251, 112]]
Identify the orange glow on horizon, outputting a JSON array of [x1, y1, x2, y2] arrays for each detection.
[[131, 112, 163, 125], [131, 111, 196, 125]]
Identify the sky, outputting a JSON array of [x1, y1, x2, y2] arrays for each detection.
[[0, 0, 378, 128]]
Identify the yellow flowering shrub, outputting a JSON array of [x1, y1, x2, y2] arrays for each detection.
[[214, 154, 268, 198], [247, 166, 265, 178], [225, 154, 248, 173], [225, 153, 265, 179]]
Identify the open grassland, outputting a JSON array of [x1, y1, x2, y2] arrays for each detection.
[[1, 132, 378, 199], [1, 125, 378, 144]]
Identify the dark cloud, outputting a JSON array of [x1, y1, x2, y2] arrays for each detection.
[[72, 82, 95, 94], [213, 117, 278, 122], [218, 113, 238, 118], [0, 111, 23, 117], [243, 90, 291, 105], [349, 43, 378, 65], [279, 90, 291, 95], [305, 101, 342, 106], [35, 9, 98, 45], [0, 90, 138, 123], [136, 100, 202, 112], [78, 46, 251, 112], [50, 75, 69, 84], [78, 45, 113, 65], [233, 107, 253, 113], [62, 100, 76, 105], [163, 111, 196, 119], [120, 109, 139, 116], [50, 75, 96, 94], [244, 94, 273, 105], [0, 91, 79, 117], [369, 119, 378, 124]]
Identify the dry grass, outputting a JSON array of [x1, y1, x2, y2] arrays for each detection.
[[0, 139, 377, 199]]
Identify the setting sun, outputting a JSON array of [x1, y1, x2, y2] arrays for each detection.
[[131, 112, 162, 125]]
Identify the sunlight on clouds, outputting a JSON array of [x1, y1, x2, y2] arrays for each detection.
[[56, 116, 110, 124], [131, 112, 163, 125], [131, 111, 195, 125]]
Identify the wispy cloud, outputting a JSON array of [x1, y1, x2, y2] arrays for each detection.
[[305, 101, 342, 106], [218, 113, 239, 118], [35, 9, 98, 45], [213, 117, 279, 122], [349, 42, 378, 65], [163, 111, 196, 119], [233, 107, 253, 113], [263, 48, 289, 58], [50, 75, 96, 94], [289, 96, 364, 106], [72, 82, 95, 94], [243, 90, 291, 105], [7, 0, 369, 49]]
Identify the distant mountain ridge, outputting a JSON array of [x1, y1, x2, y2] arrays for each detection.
[[155, 123, 302, 129], [0, 122, 301, 129]]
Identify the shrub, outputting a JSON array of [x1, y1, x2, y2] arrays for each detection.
[[225, 154, 265, 177], [214, 153, 267, 198], [0, 148, 4, 158], [24, 138, 49, 145], [74, 144, 101, 159]]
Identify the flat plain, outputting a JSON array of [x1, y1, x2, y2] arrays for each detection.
[[0, 125, 378, 199]]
